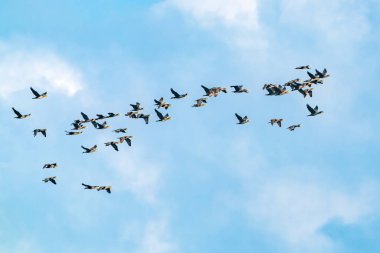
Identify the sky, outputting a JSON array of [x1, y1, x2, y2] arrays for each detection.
[[0, 0, 379, 252]]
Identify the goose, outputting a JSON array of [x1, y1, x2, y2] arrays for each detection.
[[192, 98, 207, 107], [113, 128, 128, 133], [170, 88, 187, 99], [43, 163, 58, 169], [298, 88, 313, 98], [97, 186, 112, 194], [235, 113, 249, 124], [65, 131, 83, 135], [92, 121, 110, 129], [33, 129, 47, 137], [42, 176, 57, 184], [287, 124, 301, 131], [30, 87, 48, 99], [107, 112, 119, 118], [230, 85, 249, 93], [81, 145, 97, 153], [315, 68, 330, 78], [154, 97, 171, 110], [71, 120, 86, 130], [12, 107, 31, 119], [307, 104, 323, 116], [268, 118, 283, 127], [105, 141, 119, 151], [139, 113, 150, 124], [155, 109, 171, 122], [295, 65, 310, 70], [118, 136, 132, 146], [130, 102, 143, 111]]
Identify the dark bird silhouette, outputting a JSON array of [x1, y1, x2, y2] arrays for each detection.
[[139, 114, 150, 124], [306, 104, 323, 116], [43, 163, 58, 169], [65, 131, 83, 135], [170, 88, 187, 99], [154, 97, 172, 110], [315, 68, 330, 78], [42, 176, 57, 184], [81, 145, 97, 153], [295, 65, 310, 70], [235, 113, 249, 124], [81, 112, 93, 123], [12, 107, 31, 119], [230, 85, 249, 93], [82, 183, 98, 190], [33, 129, 47, 137], [155, 109, 171, 122], [113, 128, 128, 133], [288, 124, 301, 131], [192, 98, 207, 107], [118, 136, 132, 146], [107, 112, 119, 117], [298, 88, 313, 98], [92, 121, 110, 129], [130, 102, 143, 111], [71, 120, 86, 130], [105, 141, 119, 151], [30, 87, 48, 99], [268, 119, 283, 127]]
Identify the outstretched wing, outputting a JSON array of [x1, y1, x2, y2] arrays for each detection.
[[49, 177, 57, 184], [106, 187, 111, 194], [170, 88, 180, 97], [12, 107, 22, 117], [111, 143, 119, 151], [201, 85, 210, 93], [30, 87, 40, 97], [155, 109, 164, 120], [315, 69, 323, 77], [81, 112, 90, 121], [41, 129, 47, 137], [82, 183, 93, 189], [306, 104, 315, 114], [307, 71, 315, 79], [81, 146, 90, 152], [125, 138, 131, 147], [235, 113, 243, 122], [91, 121, 98, 128]]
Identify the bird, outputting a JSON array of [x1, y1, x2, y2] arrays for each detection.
[[96, 114, 107, 119], [12, 107, 31, 119], [107, 112, 119, 118], [43, 163, 58, 169], [30, 87, 48, 99], [113, 128, 128, 133], [33, 129, 47, 137], [287, 124, 301, 131], [295, 65, 310, 70], [235, 113, 249, 124], [306, 104, 323, 116], [92, 121, 110, 129], [315, 68, 330, 78], [118, 136, 132, 146], [42, 176, 57, 184], [170, 88, 187, 99], [154, 97, 171, 110], [298, 88, 313, 98], [139, 114, 150, 124], [71, 120, 86, 130], [65, 131, 83, 135], [230, 85, 249, 93], [130, 102, 143, 111], [192, 98, 207, 107], [155, 109, 171, 122], [81, 145, 97, 153], [268, 119, 283, 127], [105, 141, 119, 151]]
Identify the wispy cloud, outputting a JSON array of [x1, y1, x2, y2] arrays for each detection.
[[0, 39, 84, 100]]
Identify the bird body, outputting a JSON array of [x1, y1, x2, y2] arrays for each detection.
[[235, 113, 249, 124], [306, 104, 323, 116], [230, 85, 249, 93], [81, 145, 97, 153]]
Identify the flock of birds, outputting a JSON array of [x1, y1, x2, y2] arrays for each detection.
[[11, 65, 329, 194]]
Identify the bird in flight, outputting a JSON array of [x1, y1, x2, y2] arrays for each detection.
[[295, 65, 310, 70], [33, 129, 47, 137], [12, 107, 31, 119], [306, 104, 323, 116], [235, 113, 249, 124], [43, 163, 58, 169], [42, 176, 57, 184], [105, 141, 119, 151], [230, 85, 249, 93], [287, 124, 301, 131], [30, 87, 48, 99], [268, 119, 283, 127], [155, 109, 171, 122], [170, 88, 187, 99], [81, 145, 97, 154]]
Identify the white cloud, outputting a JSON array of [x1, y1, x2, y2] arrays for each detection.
[[157, 0, 259, 29], [135, 219, 177, 253], [0, 39, 84, 99]]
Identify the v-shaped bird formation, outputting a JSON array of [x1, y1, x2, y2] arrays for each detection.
[[12, 67, 329, 193]]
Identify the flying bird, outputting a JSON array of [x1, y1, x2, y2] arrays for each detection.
[[306, 104, 323, 116], [92, 121, 110, 129], [139, 114, 150, 124], [81, 145, 97, 154], [287, 124, 301, 131], [268, 119, 283, 127], [43, 163, 58, 169], [295, 65, 310, 70], [42, 176, 57, 184], [113, 128, 128, 133], [105, 141, 119, 151], [130, 102, 143, 111], [33, 129, 47, 137], [230, 85, 249, 93], [192, 98, 207, 107], [65, 131, 83, 135], [12, 107, 31, 119], [235, 113, 249, 124], [118, 136, 132, 146], [155, 109, 171, 122], [30, 87, 48, 99], [154, 97, 172, 110], [170, 88, 187, 99]]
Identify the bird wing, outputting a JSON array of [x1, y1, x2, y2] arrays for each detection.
[[42, 129, 47, 137], [142, 115, 149, 124], [155, 109, 164, 120], [111, 143, 119, 151], [314, 105, 319, 111], [91, 121, 98, 128], [170, 88, 180, 97], [50, 178, 57, 184], [306, 104, 315, 114], [30, 87, 40, 97], [33, 129, 38, 137], [81, 112, 90, 121], [91, 145, 97, 151], [323, 68, 327, 75], [277, 121, 282, 127], [307, 71, 315, 79], [201, 85, 210, 93], [315, 69, 323, 77], [126, 138, 131, 147], [235, 113, 243, 122], [81, 146, 90, 152], [12, 107, 22, 117], [106, 187, 111, 194], [82, 183, 92, 189]]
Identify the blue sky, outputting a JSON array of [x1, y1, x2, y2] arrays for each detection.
[[0, 0, 379, 252]]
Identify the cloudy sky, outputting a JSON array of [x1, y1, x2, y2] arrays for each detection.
[[1, 0, 379, 252]]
